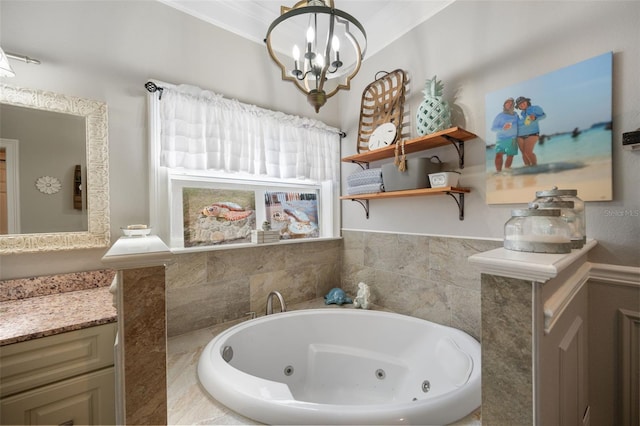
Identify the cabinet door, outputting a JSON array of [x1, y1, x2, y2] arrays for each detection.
[[1, 323, 116, 398], [0, 367, 115, 425]]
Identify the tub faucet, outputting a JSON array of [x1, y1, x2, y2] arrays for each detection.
[[266, 291, 287, 315]]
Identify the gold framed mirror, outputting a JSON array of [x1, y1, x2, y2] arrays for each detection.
[[0, 83, 109, 253]]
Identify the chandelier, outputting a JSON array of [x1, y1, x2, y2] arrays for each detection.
[[265, 0, 367, 113]]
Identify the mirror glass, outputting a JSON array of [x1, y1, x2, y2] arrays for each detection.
[[0, 83, 110, 253], [1, 103, 87, 233]]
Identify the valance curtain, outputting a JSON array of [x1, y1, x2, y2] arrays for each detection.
[[159, 84, 341, 182]]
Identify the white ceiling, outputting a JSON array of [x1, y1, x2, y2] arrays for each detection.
[[158, 0, 455, 60]]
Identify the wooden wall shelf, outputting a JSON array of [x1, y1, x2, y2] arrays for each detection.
[[341, 127, 478, 220], [341, 187, 470, 220], [340, 186, 469, 200], [342, 127, 477, 168]]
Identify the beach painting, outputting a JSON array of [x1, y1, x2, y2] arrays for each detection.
[[264, 191, 319, 239], [485, 52, 612, 204]]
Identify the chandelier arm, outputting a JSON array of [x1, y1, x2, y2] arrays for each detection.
[[322, 30, 363, 99], [265, 27, 312, 95], [316, 12, 336, 93], [265, 43, 309, 94]]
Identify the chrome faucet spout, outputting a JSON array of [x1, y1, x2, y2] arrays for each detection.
[[266, 291, 287, 315]]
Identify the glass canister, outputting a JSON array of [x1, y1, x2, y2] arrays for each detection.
[[534, 187, 585, 248], [532, 200, 582, 249], [504, 204, 573, 254]]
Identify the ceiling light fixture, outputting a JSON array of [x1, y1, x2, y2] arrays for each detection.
[[265, 0, 367, 113]]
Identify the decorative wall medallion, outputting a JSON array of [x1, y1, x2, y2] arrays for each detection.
[[35, 176, 62, 194]]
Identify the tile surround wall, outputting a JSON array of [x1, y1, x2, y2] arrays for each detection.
[[480, 273, 533, 425], [167, 232, 501, 340], [121, 266, 168, 425], [166, 240, 342, 337], [340, 231, 502, 340]]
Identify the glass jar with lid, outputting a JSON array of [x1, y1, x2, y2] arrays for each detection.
[[534, 187, 585, 248], [532, 200, 583, 249], [504, 204, 573, 254]]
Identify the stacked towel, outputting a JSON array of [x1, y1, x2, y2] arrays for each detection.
[[347, 183, 384, 195], [346, 168, 384, 195]]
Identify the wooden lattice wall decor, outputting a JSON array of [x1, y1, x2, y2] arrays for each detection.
[[357, 69, 409, 153]]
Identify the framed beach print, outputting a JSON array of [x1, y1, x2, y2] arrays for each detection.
[[265, 191, 320, 239], [182, 187, 256, 247], [166, 173, 329, 250], [485, 51, 613, 204]]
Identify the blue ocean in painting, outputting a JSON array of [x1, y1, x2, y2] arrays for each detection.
[[485, 124, 612, 173], [484, 52, 613, 176]]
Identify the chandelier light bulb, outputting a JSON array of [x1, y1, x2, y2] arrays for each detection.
[[305, 26, 316, 60], [306, 26, 315, 43], [291, 44, 302, 78], [331, 36, 342, 68], [332, 36, 340, 52]]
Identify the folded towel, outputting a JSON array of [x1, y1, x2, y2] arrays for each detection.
[[346, 183, 384, 195], [347, 168, 383, 187]]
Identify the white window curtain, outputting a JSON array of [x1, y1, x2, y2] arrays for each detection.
[[159, 84, 341, 182]]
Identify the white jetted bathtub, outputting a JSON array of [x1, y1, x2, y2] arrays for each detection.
[[198, 309, 480, 425]]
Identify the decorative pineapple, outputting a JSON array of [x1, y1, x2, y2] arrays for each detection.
[[416, 76, 452, 136]]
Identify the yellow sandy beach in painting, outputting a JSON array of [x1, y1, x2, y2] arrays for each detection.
[[486, 159, 612, 204]]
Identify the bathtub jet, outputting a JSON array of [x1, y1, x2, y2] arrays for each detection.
[[198, 309, 480, 425]]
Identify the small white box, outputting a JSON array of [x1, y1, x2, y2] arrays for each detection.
[[428, 171, 460, 188]]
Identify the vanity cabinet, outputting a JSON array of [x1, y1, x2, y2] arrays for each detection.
[[341, 127, 478, 220], [0, 323, 116, 425]]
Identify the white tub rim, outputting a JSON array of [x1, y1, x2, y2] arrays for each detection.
[[198, 308, 481, 424]]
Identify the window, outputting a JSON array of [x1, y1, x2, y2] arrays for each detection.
[[148, 82, 340, 251]]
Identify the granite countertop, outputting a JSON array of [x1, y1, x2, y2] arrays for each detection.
[[0, 270, 117, 346]]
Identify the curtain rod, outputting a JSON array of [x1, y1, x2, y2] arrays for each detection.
[[6, 52, 41, 64], [144, 81, 164, 99], [143, 81, 346, 138]]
